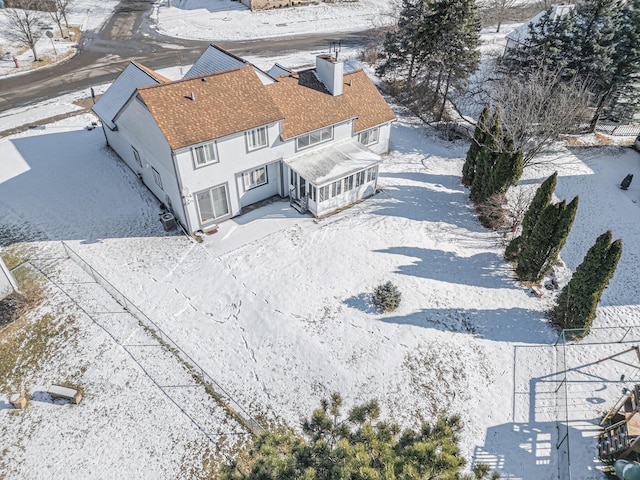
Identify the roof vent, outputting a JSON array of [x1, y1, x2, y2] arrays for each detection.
[[190, 91, 195, 101], [201, 77, 207, 82]]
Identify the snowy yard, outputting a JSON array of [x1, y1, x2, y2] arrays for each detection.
[[1, 94, 639, 478]]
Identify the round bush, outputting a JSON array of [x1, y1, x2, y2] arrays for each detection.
[[372, 281, 401, 312]]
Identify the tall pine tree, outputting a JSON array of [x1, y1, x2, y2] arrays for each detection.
[[505, 172, 557, 261], [462, 105, 489, 187], [515, 196, 578, 282], [468, 111, 523, 203], [504, 0, 640, 127], [553, 231, 622, 332]]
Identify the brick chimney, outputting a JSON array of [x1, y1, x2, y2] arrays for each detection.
[[315, 54, 344, 96]]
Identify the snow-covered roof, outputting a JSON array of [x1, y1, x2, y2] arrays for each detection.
[[184, 44, 275, 85], [286, 140, 381, 185], [506, 4, 575, 45], [92, 62, 168, 129]]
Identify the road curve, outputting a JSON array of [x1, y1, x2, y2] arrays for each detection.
[[0, 0, 373, 114]]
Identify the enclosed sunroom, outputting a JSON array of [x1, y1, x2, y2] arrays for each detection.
[[286, 140, 381, 217]]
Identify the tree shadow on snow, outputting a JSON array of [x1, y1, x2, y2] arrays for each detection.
[[378, 307, 556, 344], [374, 246, 514, 290], [343, 293, 378, 314], [375, 171, 484, 232]]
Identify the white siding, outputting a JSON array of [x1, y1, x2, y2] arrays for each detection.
[[110, 98, 187, 229], [175, 122, 283, 230], [354, 122, 392, 155], [316, 181, 376, 217], [93, 63, 162, 129]]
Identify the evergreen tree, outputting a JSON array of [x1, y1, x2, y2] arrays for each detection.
[[219, 393, 494, 480], [503, 0, 640, 127], [470, 112, 500, 202], [515, 196, 578, 282], [553, 231, 622, 331], [505, 172, 557, 261], [377, 0, 428, 82], [462, 105, 490, 187], [491, 135, 523, 195], [427, 0, 481, 119], [377, 0, 480, 120]]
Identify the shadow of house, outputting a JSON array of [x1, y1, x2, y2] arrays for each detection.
[[2, 129, 175, 245]]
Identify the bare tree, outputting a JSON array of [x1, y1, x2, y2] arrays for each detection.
[[49, 0, 72, 36], [480, 0, 519, 32], [490, 64, 592, 166], [2, 1, 47, 62]]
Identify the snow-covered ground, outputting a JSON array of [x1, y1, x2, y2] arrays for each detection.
[[1, 83, 640, 477], [0, 0, 119, 78], [2, 0, 640, 478]]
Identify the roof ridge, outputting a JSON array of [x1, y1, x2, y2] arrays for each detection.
[[137, 65, 253, 91], [130, 61, 171, 83]]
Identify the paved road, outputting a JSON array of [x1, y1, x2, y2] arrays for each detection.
[[0, 0, 372, 113]]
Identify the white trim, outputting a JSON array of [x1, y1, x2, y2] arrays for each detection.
[[243, 166, 268, 190], [296, 126, 333, 151], [192, 142, 218, 168], [246, 126, 268, 151]]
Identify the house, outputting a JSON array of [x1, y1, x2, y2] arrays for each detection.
[[503, 4, 574, 56], [92, 45, 395, 235]]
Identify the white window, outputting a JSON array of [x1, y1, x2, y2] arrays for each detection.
[[355, 170, 365, 187], [192, 142, 217, 168], [196, 184, 230, 224], [296, 126, 333, 150], [359, 127, 380, 146], [243, 166, 268, 190], [332, 179, 342, 197], [152, 167, 162, 189], [366, 166, 378, 182], [319, 185, 329, 202], [132, 146, 142, 167], [345, 175, 354, 191], [247, 126, 268, 151]]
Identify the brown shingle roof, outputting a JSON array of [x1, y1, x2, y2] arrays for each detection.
[[135, 62, 395, 150], [267, 68, 396, 140], [342, 70, 396, 134], [137, 66, 285, 150]]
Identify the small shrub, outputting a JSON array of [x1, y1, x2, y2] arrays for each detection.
[[372, 281, 401, 312]]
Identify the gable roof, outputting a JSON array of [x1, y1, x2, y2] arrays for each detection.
[[184, 44, 275, 85], [506, 4, 575, 45], [267, 68, 396, 140], [184, 44, 246, 78], [92, 61, 168, 129], [137, 66, 285, 151]]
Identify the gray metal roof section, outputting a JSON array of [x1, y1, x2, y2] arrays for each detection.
[[92, 62, 162, 129], [286, 140, 381, 186], [184, 44, 275, 85], [268, 63, 292, 78], [184, 45, 247, 78]]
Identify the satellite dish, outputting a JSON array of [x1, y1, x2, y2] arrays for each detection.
[[45, 30, 53, 38]]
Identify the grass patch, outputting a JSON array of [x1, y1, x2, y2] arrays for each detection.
[[0, 311, 77, 391]]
